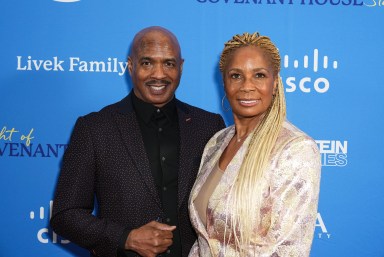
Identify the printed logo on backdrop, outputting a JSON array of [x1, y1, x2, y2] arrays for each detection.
[[196, 0, 382, 7], [364, 0, 383, 6], [53, 0, 80, 2], [15, 51, 339, 93], [52, 0, 384, 7], [316, 140, 348, 167], [315, 213, 331, 240], [16, 56, 128, 76], [51, 0, 382, 7], [282, 49, 338, 94], [30, 201, 69, 244], [0, 126, 67, 158]]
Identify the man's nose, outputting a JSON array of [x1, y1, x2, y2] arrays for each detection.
[[151, 64, 166, 79]]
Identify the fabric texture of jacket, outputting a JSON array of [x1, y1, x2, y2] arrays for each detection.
[[51, 93, 226, 257], [188, 121, 321, 257]]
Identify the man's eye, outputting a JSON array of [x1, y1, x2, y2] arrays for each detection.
[[230, 73, 241, 79], [141, 61, 151, 66], [165, 62, 175, 67]]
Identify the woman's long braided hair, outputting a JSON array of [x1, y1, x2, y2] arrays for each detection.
[[219, 32, 287, 255]]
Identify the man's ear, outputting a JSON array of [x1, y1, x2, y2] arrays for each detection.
[[127, 57, 133, 76], [180, 58, 184, 74]]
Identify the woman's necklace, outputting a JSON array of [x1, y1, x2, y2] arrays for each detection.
[[235, 132, 250, 143]]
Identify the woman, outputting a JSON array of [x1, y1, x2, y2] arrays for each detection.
[[188, 32, 321, 257]]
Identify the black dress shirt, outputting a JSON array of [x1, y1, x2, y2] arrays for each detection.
[[125, 92, 181, 257]]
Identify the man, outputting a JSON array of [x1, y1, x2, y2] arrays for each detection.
[[50, 26, 225, 257]]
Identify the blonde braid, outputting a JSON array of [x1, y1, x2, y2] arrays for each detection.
[[219, 32, 286, 256]]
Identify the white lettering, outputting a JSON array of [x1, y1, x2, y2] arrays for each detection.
[[285, 77, 296, 92], [32, 59, 44, 70], [321, 153, 347, 166], [299, 77, 311, 93], [317, 233, 331, 239], [37, 227, 71, 244], [113, 58, 118, 72], [78, 61, 88, 72], [118, 61, 128, 76], [316, 140, 348, 154], [17, 56, 64, 71], [69, 57, 79, 71], [89, 61, 106, 72], [284, 77, 330, 93], [16, 56, 27, 70], [53, 57, 64, 71], [18, 56, 127, 75], [315, 213, 328, 233], [317, 140, 333, 153], [314, 77, 329, 93], [336, 141, 347, 154], [37, 228, 49, 243], [107, 58, 112, 72], [43, 60, 53, 71]]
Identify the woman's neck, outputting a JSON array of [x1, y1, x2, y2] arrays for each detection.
[[233, 115, 263, 142]]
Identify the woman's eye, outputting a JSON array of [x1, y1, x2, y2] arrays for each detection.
[[255, 73, 266, 78]]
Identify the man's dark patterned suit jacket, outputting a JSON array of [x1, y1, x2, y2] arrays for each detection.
[[50, 92, 225, 257]]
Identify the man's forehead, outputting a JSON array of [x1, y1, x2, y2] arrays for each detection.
[[131, 28, 181, 58], [135, 28, 176, 44], [138, 38, 174, 50], [133, 37, 181, 60]]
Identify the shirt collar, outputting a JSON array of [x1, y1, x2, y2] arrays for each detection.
[[131, 91, 178, 124]]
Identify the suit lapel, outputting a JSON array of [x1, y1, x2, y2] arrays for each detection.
[[112, 95, 162, 209], [177, 102, 196, 209]]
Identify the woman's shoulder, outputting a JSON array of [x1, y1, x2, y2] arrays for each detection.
[[203, 125, 234, 150], [210, 125, 234, 141], [275, 120, 318, 153], [280, 120, 315, 142]]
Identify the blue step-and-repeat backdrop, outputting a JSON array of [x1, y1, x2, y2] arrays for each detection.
[[1, 0, 383, 257]]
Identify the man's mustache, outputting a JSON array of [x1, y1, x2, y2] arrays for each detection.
[[146, 80, 171, 86]]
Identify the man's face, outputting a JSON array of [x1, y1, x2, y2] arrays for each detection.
[[128, 31, 184, 107]]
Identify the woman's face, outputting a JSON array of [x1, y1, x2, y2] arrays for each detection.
[[223, 46, 277, 122]]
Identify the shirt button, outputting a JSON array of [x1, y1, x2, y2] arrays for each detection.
[[158, 127, 163, 132], [166, 218, 171, 223], [156, 109, 160, 113], [163, 186, 167, 191], [166, 249, 171, 254], [161, 156, 166, 161]]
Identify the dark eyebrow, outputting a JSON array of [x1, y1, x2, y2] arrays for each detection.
[[139, 57, 152, 62], [253, 68, 270, 72], [227, 68, 242, 73], [138, 57, 177, 63], [164, 58, 177, 63]]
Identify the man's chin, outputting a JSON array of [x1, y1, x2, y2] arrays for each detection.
[[147, 94, 174, 107]]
